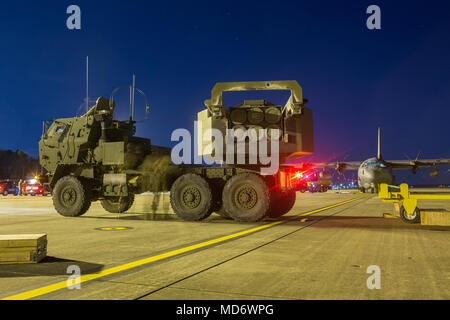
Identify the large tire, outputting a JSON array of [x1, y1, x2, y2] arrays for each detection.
[[268, 190, 296, 218], [400, 206, 421, 224], [53, 176, 91, 217], [170, 173, 213, 221], [101, 194, 135, 213], [222, 173, 271, 222]]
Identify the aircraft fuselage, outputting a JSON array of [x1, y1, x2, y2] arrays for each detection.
[[357, 157, 395, 193]]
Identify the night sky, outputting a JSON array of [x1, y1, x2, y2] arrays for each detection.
[[0, 0, 449, 184]]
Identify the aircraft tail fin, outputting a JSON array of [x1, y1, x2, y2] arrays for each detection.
[[377, 127, 382, 160]]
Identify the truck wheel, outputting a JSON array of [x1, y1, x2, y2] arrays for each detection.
[[101, 194, 135, 213], [170, 174, 213, 221], [269, 190, 296, 218], [53, 176, 91, 217], [222, 173, 270, 222], [400, 206, 421, 224]]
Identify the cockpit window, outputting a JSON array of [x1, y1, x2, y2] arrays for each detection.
[[49, 124, 67, 136], [56, 126, 64, 133], [47, 123, 69, 141], [55, 126, 65, 133], [365, 162, 386, 168]]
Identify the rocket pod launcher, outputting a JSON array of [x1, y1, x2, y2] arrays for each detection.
[[197, 81, 314, 164]]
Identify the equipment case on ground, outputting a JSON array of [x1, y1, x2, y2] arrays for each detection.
[[0, 234, 47, 264]]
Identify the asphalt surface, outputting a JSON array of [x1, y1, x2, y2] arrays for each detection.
[[0, 190, 449, 300]]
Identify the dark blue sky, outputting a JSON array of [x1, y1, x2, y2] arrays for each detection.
[[0, 0, 449, 183]]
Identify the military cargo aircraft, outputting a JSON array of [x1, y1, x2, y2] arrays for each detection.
[[311, 128, 450, 193]]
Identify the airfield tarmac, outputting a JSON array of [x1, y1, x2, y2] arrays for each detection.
[[0, 190, 449, 300]]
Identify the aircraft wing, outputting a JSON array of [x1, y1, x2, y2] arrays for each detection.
[[386, 159, 450, 170], [284, 161, 362, 172], [317, 161, 362, 171]]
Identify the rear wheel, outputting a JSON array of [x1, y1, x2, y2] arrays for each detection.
[[222, 173, 270, 222], [101, 194, 135, 213], [268, 190, 296, 218], [170, 173, 213, 221], [400, 206, 421, 224], [53, 176, 91, 217]]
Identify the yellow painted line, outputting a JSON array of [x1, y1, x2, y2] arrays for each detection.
[[2, 194, 371, 300]]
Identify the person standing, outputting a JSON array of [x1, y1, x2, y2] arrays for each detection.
[[18, 179, 23, 196]]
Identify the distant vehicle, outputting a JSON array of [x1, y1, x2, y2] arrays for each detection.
[[295, 169, 332, 193], [22, 179, 46, 196], [0, 180, 18, 196]]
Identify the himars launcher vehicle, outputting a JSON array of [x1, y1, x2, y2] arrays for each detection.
[[38, 81, 316, 222]]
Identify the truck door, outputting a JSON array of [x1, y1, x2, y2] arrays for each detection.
[[42, 122, 70, 163]]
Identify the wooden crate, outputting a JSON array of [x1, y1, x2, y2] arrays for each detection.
[[421, 210, 450, 226], [0, 234, 47, 264]]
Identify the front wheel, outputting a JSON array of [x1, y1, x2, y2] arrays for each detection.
[[101, 194, 135, 213], [400, 206, 421, 224], [52, 176, 91, 217]]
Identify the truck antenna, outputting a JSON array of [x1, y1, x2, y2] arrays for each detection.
[[129, 74, 135, 121], [86, 56, 89, 113]]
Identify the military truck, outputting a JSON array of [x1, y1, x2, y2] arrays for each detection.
[[296, 169, 332, 193], [38, 81, 314, 222]]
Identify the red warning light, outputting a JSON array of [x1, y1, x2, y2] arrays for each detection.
[[290, 170, 307, 181]]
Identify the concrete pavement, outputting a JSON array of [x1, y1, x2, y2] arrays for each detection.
[[0, 190, 449, 300]]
